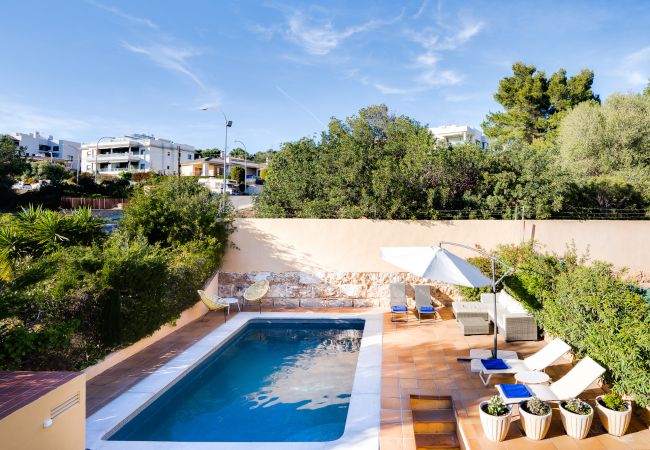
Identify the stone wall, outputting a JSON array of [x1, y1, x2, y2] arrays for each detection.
[[216, 271, 462, 308]]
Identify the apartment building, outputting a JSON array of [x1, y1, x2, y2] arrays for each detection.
[[8, 131, 81, 168], [80, 134, 196, 175], [430, 124, 490, 149]]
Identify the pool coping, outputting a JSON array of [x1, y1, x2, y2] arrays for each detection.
[[86, 310, 383, 450]]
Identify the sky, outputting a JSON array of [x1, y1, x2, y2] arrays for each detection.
[[1, 0, 649, 153]]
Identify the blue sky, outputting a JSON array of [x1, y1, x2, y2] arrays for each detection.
[[1, 0, 649, 152]]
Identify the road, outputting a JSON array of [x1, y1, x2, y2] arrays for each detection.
[[229, 195, 254, 210]]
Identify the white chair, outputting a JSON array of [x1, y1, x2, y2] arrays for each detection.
[[496, 356, 606, 404], [476, 338, 571, 386]]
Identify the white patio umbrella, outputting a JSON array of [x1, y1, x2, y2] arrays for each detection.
[[381, 243, 514, 359], [380, 246, 492, 288]]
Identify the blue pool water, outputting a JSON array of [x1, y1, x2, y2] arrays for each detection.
[[109, 319, 365, 442]]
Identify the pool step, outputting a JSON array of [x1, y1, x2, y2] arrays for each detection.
[[410, 395, 460, 450]]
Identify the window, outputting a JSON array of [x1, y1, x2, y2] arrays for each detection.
[[166, 165, 170, 170], [167, 152, 171, 156], [187, 154, 192, 160], [139, 163, 145, 169], [87, 151, 91, 156]]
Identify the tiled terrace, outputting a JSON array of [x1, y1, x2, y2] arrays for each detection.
[[86, 306, 650, 449]]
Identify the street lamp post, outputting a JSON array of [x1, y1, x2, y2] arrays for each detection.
[[94, 136, 115, 183], [201, 107, 232, 211], [234, 139, 247, 194]]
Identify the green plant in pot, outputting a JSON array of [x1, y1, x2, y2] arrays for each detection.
[[595, 392, 632, 436], [519, 397, 552, 440], [559, 398, 593, 439], [479, 395, 512, 442]]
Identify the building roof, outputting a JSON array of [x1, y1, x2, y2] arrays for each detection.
[[0, 371, 80, 420]]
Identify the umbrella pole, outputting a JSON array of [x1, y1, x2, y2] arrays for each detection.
[[492, 257, 498, 359]]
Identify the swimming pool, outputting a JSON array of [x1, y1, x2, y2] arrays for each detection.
[[87, 312, 382, 450], [110, 319, 363, 442]]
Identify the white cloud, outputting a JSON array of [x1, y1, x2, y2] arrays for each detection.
[[407, 19, 484, 51], [285, 11, 387, 55], [413, 0, 430, 19], [122, 42, 206, 90], [0, 99, 126, 139], [374, 83, 413, 95], [86, 0, 158, 29], [621, 46, 650, 87], [418, 69, 463, 87]]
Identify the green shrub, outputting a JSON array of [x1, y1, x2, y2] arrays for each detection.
[[563, 398, 592, 415], [0, 176, 233, 371], [601, 392, 628, 412], [485, 395, 508, 416], [120, 176, 233, 247], [543, 263, 650, 406], [456, 256, 495, 301], [523, 397, 551, 416]]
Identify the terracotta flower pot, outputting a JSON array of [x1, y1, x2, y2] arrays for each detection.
[[479, 401, 512, 442], [595, 395, 632, 437], [560, 402, 593, 439], [519, 401, 552, 440]]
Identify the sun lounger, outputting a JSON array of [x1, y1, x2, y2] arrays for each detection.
[[496, 356, 605, 404], [389, 283, 408, 322], [413, 285, 439, 322], [476, 338, 571, 386]]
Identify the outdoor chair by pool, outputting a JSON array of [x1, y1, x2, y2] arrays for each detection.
[[197, 290, 229, 321], [495, 356, 605, 404], [473, 338, 571, 386], [413, 284, 439, 322], [389, 283, 408, 322], [243, 279, 270, 313]]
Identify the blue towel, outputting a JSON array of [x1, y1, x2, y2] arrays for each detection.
[[500, 383, 532, 399], [481, 358, 509, 370], [391, 305, 407, 312], [419, 306, 435, 312]]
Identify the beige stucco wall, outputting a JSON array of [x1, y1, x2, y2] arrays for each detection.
[[0, 374, 85, 450], [222, 219, 649, 281]]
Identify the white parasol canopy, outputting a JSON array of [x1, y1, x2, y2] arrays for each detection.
[[380, 246, 492, 288]]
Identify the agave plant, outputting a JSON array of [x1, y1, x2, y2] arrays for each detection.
[[0, 224, 31, 281]]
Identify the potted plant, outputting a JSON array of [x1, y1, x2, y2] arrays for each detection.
[[519, 397, 552, 440], [595, 392, 632, 436], [479, 395, 512, 442], [559, 398, 593, 439]]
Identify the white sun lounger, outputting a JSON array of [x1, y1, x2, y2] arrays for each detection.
[[476, 338, 571, 386], [496, 356, 606, 404], [413, 285, 439, 322]]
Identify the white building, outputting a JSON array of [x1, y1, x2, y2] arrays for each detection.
[[180, 156, 267, 194], [80, 134, 196, 176], [8, 131, 81, 168], [430, 124, 490, 149]]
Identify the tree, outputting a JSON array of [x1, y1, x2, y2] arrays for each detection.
[[229, 166, 245, 191], [24, 161, 70, 185], [197, 148, 222, 158], [557, 91, 650, 201], [0, 136, 27, 187], [482, 62, 599, 144], [229, 147, 250, 160], [252, 149, 276, 164]]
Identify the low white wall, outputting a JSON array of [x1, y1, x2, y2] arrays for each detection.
[[222, 219, 649, 282]]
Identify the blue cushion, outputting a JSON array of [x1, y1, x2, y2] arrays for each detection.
[[499, 383, 532, 399], [391, 305, 408, 312], [481, 358, 509, 370], [419, 306, 435, 312]]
